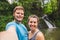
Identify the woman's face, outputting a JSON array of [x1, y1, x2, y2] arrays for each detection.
[[28, 18, 38, 31], [13, 9, 24, 22]]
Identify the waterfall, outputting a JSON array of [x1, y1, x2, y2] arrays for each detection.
[[43, 19, 56, 28], [7, 0, 19, 4], [42, 14, 56, 28], [7, 0, 14, 4]]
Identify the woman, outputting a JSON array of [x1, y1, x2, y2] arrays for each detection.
[[28, 15, 45, 40]]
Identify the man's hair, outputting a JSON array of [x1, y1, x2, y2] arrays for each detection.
[[13, 6, 24, 13], [28, 15, 40, 23]]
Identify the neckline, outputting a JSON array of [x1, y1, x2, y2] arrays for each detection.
[[30, 30, 39, 39], [13, 20, 21, 24]]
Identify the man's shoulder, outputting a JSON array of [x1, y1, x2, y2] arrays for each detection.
[[6, 21, 16, 26], [6, 21, 16, 30], [6, 21, 16, 28]]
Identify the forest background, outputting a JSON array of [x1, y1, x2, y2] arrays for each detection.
[[0, 0, 60, 31]]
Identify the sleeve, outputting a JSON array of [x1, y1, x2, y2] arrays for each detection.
[[5, 22, 16, 30]]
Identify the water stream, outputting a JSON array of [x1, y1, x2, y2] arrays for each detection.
[[42, 14, 56, 28]]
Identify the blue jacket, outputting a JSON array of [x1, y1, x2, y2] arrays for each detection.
[[6, 21, 28, 40]]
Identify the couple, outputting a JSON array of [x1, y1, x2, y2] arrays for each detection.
[[0, 6, 45, 40]]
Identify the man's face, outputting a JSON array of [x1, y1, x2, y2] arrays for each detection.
[[13, 9, 24, 22]]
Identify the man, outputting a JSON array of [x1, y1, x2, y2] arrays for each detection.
[[5, 6, 28, 40]]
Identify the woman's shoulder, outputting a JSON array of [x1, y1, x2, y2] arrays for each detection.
[[37, 31, 43, 35], [36, 31, 45, 40]]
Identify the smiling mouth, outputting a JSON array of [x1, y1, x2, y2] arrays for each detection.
[[17, 16, 22, 18], [30, 25, 34, 27]]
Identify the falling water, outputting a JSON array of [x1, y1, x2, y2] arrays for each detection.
[[7, 0, 13, 4], [42, 14, 56, 28], [7, 0, 19, 4]]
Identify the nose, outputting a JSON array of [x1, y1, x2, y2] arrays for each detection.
[[18, 13, 22, 17], [31, 22, 34, 25], [19, 13, 21, 15]]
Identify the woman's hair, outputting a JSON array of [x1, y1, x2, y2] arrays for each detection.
[[28, 15, 40, 23], [13, 6, 24, 13]]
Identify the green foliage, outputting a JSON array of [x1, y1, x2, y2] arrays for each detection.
[[0, 15, 13, 31], [0, 0, 60, 31], [44, 2, 52, 14], [0, 1, 17, 15], [44, 0, 58, 15], [55, 20, 60, 27], [0, 1, 16, 31]]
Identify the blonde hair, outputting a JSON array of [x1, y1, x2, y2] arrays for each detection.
[[13, 6, 24, 13], [28, 15, 39, 23]]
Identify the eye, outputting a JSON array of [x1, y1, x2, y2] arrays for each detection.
[[34, 22, 36, 23], [30, 21, 32, 23], [21, 13, 24, 15], [17, 13, 20, 14]]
